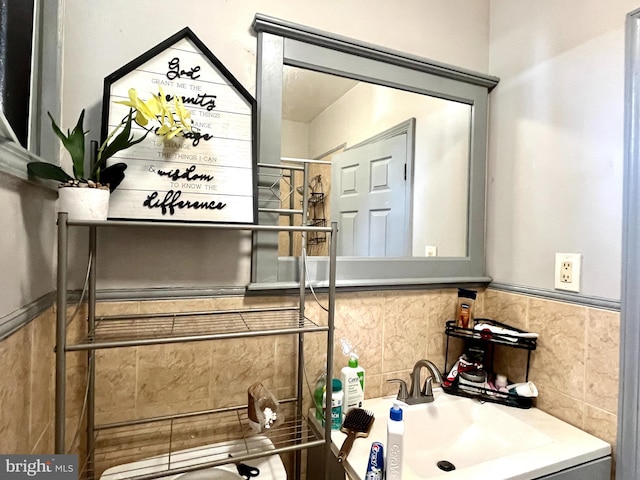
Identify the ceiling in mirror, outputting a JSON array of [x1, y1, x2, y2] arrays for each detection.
[[282, 68, 357, 122], [281, 65, 472, 258]]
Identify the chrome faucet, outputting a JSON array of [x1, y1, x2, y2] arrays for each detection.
[[407, 359, 442, 405], [387, 359, 443, 404], [387, 378, 409, 402], [409, 359, 443, 404]]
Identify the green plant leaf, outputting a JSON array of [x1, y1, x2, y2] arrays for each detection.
[[27, 162, 74, 183], [47, 110, 87, 179], [99, 163, 127, 193], [95, 110, 148, 176]]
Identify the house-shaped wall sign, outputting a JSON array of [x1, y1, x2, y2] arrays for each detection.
[[101, 27, 256, 223]]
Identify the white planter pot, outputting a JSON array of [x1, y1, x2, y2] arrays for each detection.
[[57, 187, 110, 221]]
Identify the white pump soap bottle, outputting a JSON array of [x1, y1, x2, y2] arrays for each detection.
[[386, 400, 404, 479], [340, 356, 365, 413]]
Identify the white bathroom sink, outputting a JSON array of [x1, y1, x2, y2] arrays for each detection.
[[401, 396, 552, 476], [329, 390, 611, 480]]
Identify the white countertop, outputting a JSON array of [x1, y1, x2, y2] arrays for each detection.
[[321, 391, 611, 480]]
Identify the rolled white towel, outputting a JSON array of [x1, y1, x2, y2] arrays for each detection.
[[473, 322, 539, 340]]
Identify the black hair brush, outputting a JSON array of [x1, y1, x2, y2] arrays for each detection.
[[337, 408, 375, 463]]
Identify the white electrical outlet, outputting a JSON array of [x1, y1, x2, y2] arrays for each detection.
[[554, 253, 581, 292], [425, 245, 438, 257], [561, 261, 573, 283]]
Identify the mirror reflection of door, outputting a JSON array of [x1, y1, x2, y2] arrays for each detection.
[[331, 134, 410, 256], [281, 65, 472, 258]]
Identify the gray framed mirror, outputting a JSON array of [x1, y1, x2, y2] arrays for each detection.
[[250, 14, 499, 289]]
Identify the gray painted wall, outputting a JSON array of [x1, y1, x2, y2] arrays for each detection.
[[2, 0, 629, 320], [487, 0, 634, 301], [0, 0, 492, 321]]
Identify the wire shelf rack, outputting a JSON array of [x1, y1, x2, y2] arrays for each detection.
[[90, 404, 322, 480], [67, 307, 327, 350]]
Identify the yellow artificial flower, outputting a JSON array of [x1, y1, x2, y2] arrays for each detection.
[[115, 87, 193, 141], [156, 124, 171, 137], [142, 94, 162, 120], [175, 96, 192, 131], [117, 89, 154, 127]]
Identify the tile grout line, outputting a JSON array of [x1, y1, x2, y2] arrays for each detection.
[[583, 307, 590, 429], [134, 301, 141, 418], [28, 319, 36, 450]]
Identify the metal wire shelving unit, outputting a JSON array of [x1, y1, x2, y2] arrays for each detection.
[[55, 215, 337, 480]]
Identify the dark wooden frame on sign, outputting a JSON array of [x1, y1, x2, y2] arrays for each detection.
[[101, 27, 257, 224]]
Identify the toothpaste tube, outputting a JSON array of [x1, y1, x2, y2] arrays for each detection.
[[442, 359, 460, 387], [443, 355, 484, 387], [365, 441, 384, 480], [457, 354, 482, 373]]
